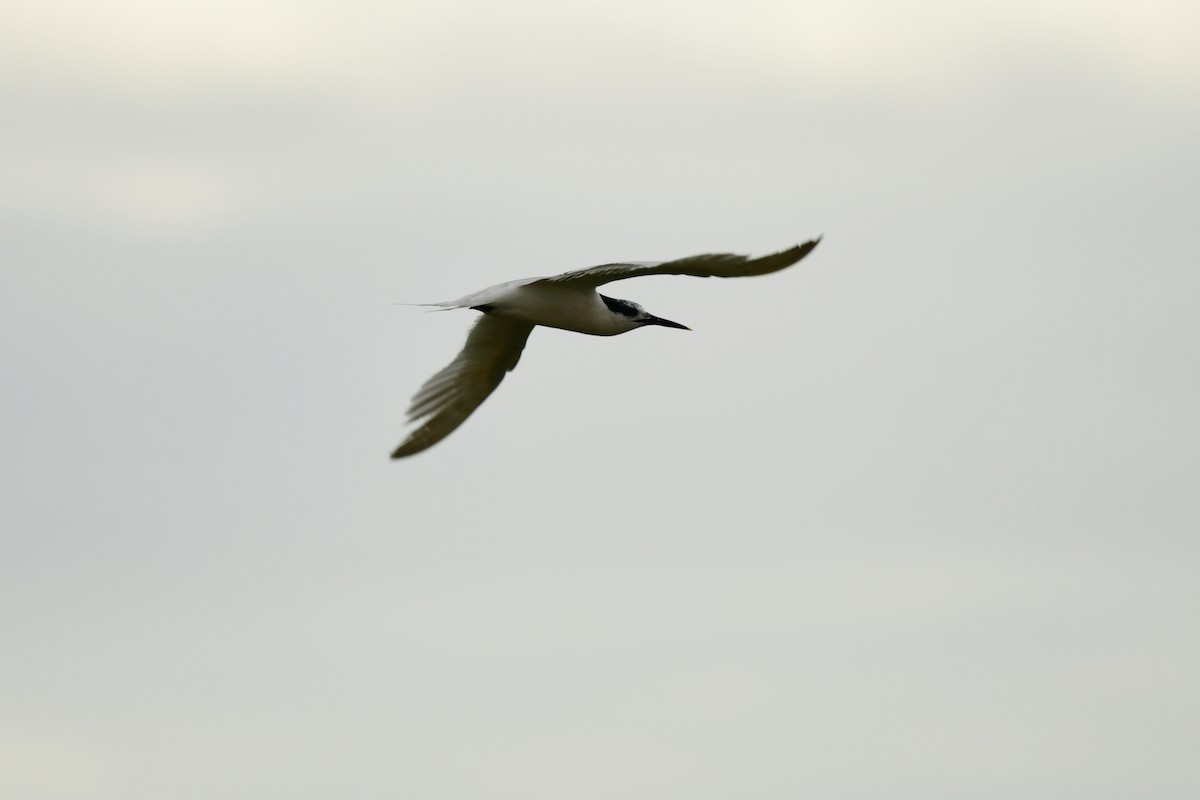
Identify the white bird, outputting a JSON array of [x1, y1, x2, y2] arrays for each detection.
[[391, 237, 822, 458]]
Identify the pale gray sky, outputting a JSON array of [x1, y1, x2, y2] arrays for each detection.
[[2, 2, 1198, 798]]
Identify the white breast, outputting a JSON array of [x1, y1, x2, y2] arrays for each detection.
[[489, 283, 631, 336]]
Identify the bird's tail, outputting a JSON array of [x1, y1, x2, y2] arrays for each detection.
[[392, 302, 460, 312]]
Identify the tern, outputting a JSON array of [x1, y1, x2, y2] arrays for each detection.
[[391, 237, 822, 458]]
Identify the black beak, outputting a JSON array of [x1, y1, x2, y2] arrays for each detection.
[[643, 314, 691, 331]]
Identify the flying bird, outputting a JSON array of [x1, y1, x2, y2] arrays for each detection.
[[391, 237, 822, 458]]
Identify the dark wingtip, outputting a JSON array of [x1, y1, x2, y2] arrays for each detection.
[[390, 441, 416, 459]]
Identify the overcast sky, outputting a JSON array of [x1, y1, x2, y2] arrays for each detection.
[[3, 2, 1198, 798]]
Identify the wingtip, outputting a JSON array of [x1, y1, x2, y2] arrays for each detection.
[[390, 442, 423, 459], [390, 441, 416, 459], [788, 235, 822, 262]]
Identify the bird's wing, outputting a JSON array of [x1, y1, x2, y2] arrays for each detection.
[[391, 315, 535, 458], [538, 237, 821, 289]]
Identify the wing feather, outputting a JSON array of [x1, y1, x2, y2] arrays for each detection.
[[391, 315, 535, 458], [540, 237, 821, 288]]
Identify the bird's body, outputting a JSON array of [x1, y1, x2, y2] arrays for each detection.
[[443, 279, 639, 336], [391, 238, 822, 458]]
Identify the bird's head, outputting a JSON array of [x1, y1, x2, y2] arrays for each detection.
[[599, 294, 690, 332]]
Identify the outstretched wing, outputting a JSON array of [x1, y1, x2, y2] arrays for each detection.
[[539, 237, 821, 289], [391, 315, 535, 458]]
